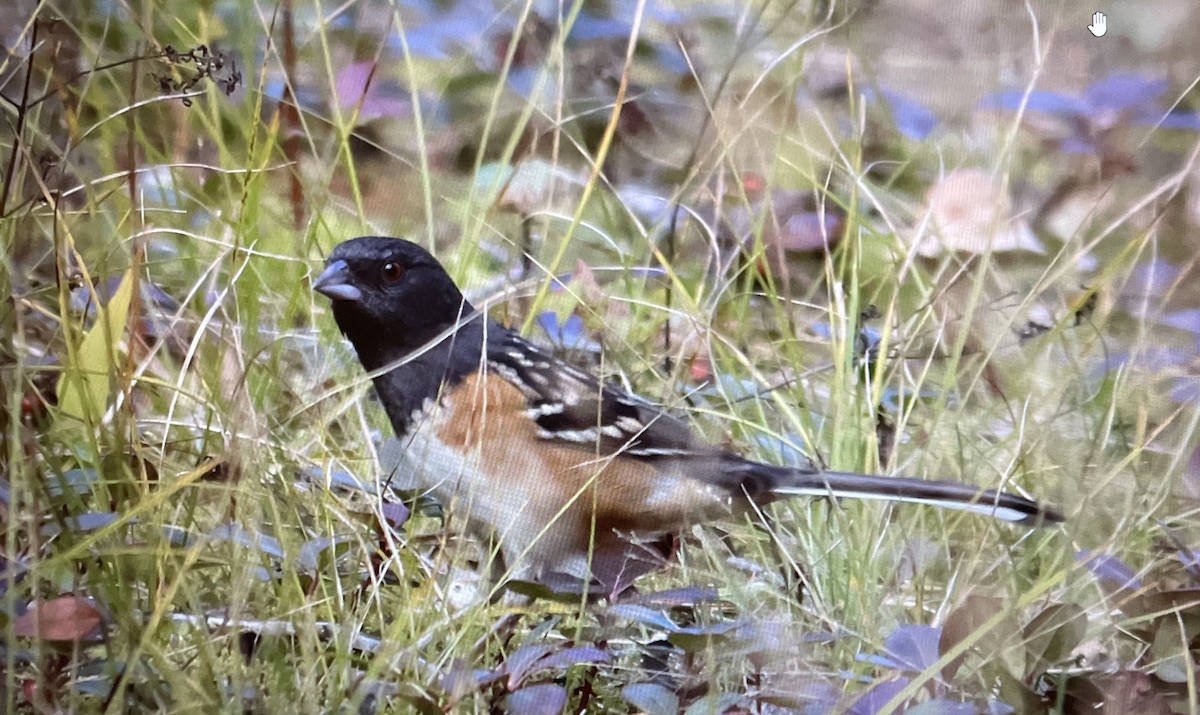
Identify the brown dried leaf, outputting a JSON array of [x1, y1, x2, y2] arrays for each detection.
[[1123, 587, 1200, 620], [938, 595, 1020, 681], [1023, 603, 1087, 679], [1064, 671, 1170, 715], [13, 595, 102, 642]]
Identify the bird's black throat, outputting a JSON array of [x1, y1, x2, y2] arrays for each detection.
[[335, 307, 490, 436]]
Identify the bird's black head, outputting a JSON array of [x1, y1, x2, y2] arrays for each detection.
[[313, 236, 476, 369]]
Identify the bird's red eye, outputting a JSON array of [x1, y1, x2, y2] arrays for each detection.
[[381, 262, 405, 282]]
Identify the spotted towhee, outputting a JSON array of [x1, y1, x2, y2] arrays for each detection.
[[314, 236, 1063, 593]]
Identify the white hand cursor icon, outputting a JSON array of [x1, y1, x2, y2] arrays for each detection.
[[1088, 11, 1107, 37]]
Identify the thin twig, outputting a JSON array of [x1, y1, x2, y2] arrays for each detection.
[[0, 19, 39, 218], [280, 0, 304, 229]]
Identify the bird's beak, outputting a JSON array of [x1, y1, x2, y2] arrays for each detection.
[[313, 260, 363, 302]]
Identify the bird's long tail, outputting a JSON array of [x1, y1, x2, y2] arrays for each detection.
[[767, 468, 1063, 526]]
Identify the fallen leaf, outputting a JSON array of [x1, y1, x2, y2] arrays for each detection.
[[1063, 671, 1170, 715], [911, 169, 1044, 256], [622, 682, 679, 715], [57, 269, 135, 422], [1023, 603, 1087, 679], [504, 683, 567, 715], [14, 595, 102, 642]]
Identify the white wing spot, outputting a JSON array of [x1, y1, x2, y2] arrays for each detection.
[[560, 365, 591, 380], [536, 428, 599, 443], [488, 361, 535, 394], [616, 416, 644, 433], [525, 402, 565, 418], [627, 447, 695, 457]]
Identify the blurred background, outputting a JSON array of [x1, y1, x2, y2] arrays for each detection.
[[3, 1, 1200, 712]]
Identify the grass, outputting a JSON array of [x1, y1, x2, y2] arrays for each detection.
[[2, 1, 1199, 713]]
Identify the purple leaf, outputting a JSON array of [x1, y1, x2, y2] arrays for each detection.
[[547, 272, 574, 292], [387, 1, 504, 60], [263, 78, 287, 101], [1170, 377, 1200, 402], [880, 385, 941, 413], [439, 658, 480, 701], [249, 567, 275, 582], [684, 693, 746, 715], [978, 74, 1196, 156], [621, 585, 720, 608], [978, 89, 1087, 116], [802, 682, 843, 714], [1123, 259, 1183, 300], [608, 604, 739, 652], [1154, 111, 1200, 130], [537, 312, 598, 352], [1160, 309, 1200, 335], [622, 682, 679, 715], [381, 502, 410, 529], [1076, 549, 1143, 592], [47, 468, 101, 497], [504, 683, 567, 715], [1059, 136, 1096, 154], [56, 512, 127, 534], [811, 322, 835, 339], [1084, 74, 1168, 113], [608, 604, 737, 636], [333, 62, 411, 121], [879, 89, 939, 140], [608, 604, 687, 632], [502, 643, 556, 690], [531, 645, 611, 673], [334, 62, 375, 105], [1101, 346, 1194, 374], [302, 466, 381, 495], [395, 30, 452, 60], [569, 13, 634, 41], [849, 678, 912, 715], [868, 624, 942, 672], [779, 211, 843, 251], [209, 523, 286, 558], [473, 667, 505, 688], [506, 67, 541, 101]]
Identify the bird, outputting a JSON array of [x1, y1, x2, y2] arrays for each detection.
[[313, 236, 1063, 595]]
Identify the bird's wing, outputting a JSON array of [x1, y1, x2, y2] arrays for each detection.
[[484, 328, 707, 459]]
